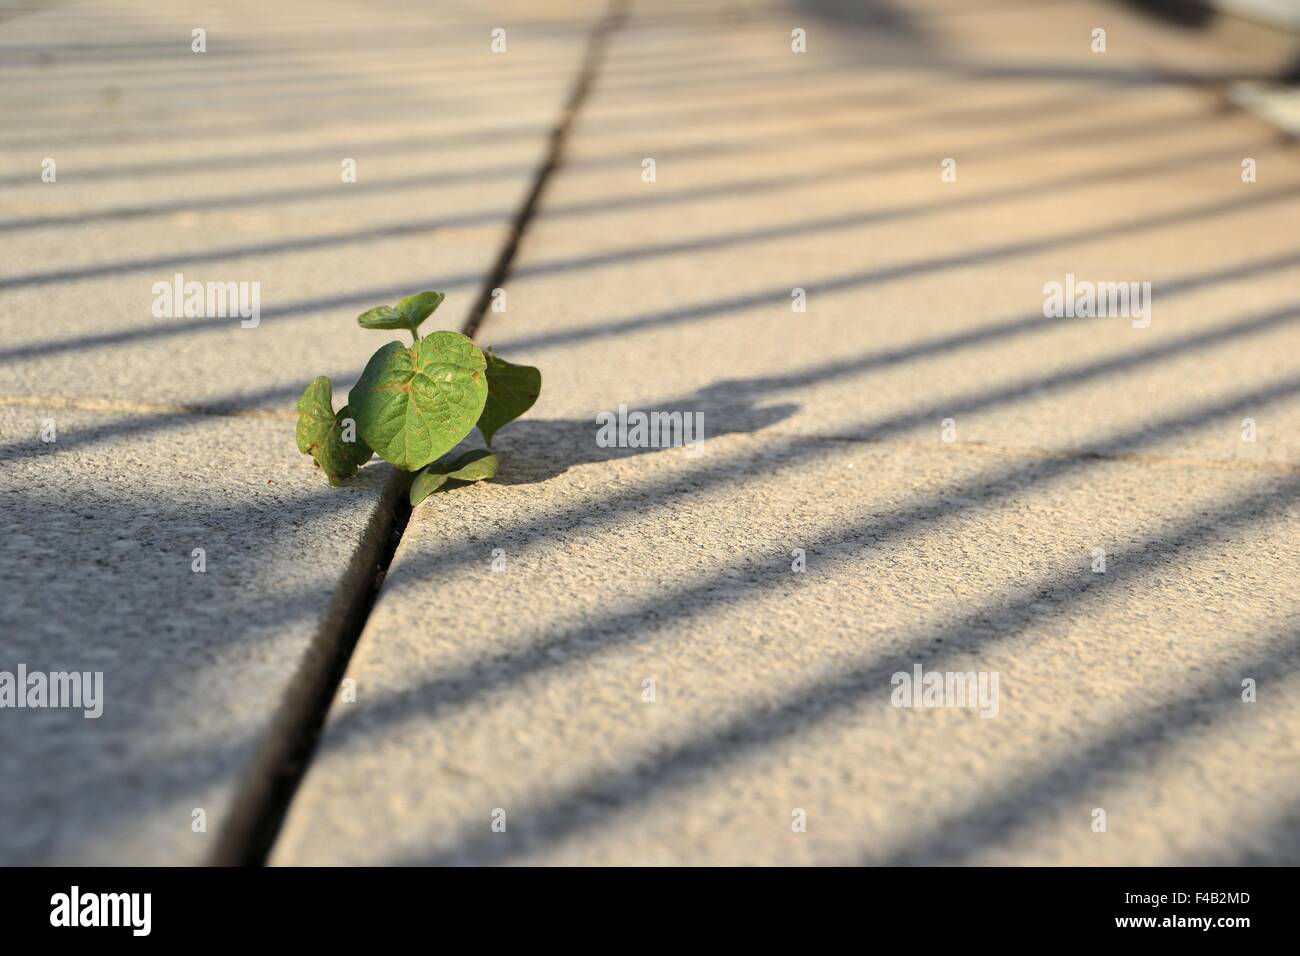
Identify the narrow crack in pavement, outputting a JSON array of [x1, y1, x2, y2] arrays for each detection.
[[206, 0, 631, 867]]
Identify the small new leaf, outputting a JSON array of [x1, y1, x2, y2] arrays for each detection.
[[296, 377, 373, 484], [349, 332, 488, 471], [356, 291, 445, 337], [355, 305, 404, 331], [410, 450, 499, 506], [478, 350, 541, 446], [397, 291, 444, 329]]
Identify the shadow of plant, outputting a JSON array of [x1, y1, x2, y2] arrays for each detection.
[[469, 396, 799, 487]]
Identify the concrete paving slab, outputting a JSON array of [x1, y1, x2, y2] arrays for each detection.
[[276, 0, 1300, 864]]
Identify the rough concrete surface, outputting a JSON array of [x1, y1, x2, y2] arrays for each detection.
[[274, 0, 1300, 864], [0, 403, 400, 863], [0, 0, 602, 409], [5, 0, 1300, 866]]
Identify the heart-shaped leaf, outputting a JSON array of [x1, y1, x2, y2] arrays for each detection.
[[356, 291, 445, 336], [477, 350, 541, 446], [296, 377, 373, 484], [410, 450, 499, 506], [349, 332, 488, 471]]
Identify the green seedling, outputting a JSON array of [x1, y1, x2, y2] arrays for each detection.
[[295, 291, 540, 502]]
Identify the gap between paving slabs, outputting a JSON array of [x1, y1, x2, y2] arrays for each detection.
[[208, 0, 632, 868]]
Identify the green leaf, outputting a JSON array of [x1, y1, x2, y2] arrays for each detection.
[[477, 350, 541, 446], [410, 450, 499, 506], [397, 291, 444, 329], [444, 448, 499, 482], [336, 405, 373, 467], [355, 305, 404, 331], [349, 332, 488, 471], [356, 291, 445, 336], [409, 469, 450, 503], [296, 377, 372, 484]]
